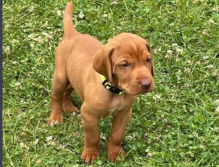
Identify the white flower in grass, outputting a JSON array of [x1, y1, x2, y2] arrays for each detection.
[[58, 144, 65, 149], [20, 99, 24, 103], [165, 55, 171, 59], [42, 32, 52, 39], [147, 152, 153, 157], [57, 10, 62, 16], [10, 162, 15, 166], [199, 145, 206, 149], [208, 19, 215, 24], [3, 46, 10, 54], [154, 48, 161, 54], [215, 106, 219, 115], [172, 43, 178, 48], [202, 29, 209, 36], [33, 36, 44, 43], [215, 99, 219, 105], [30, 43, 34, 48], [176, 48, 183, 54], [185, 83, 190, 88], [187, 60, 192, 65], [49, 141, 56, 146], [111, 1, 118, 5], [184, 68, 191, 74], [193, 0, 199, 4], [12, 39, 19, 44], [145, 149, 153, 157], [15, 82, 22, 89], [100, 133, 106, 140], [36, 159, 42, 164], [29, 6, 35, 12], [196, 61, 201, 65], [171, 43, 184, 54], [20, 142, 29, 149], [212, 6, 219, 12], [193, 132, 199, 138], [46, 136, 53, 142], [28, 34, 35, 39], [21, 132, 26, 136], [34, 139, 39, 145], [46, 136, 65, 149], [79, 11, 85, 19], [165, 50, 173, 59], [12, 61, 18, 65], [71, 111, 77, 116], [211, 70, 217, 77], [155, 136, 160, 142], [166, 31, 172, 35], [167, 50, 173, 55], [107, 38, 112, 42], [145, 148, 150, 153], [102, 14, 108, 18], [20, 142, 26, 147], [203, 56, 209, 60], [153, 49, 158, 54], [207, 65, 214, 68], [153, 94, 161, 101], [46, 136, 57, 146]]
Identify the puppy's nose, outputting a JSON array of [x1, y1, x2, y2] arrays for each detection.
[[140, 78, 151, 89]]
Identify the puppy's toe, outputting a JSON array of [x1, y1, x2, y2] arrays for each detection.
[[63, 104, 79, 113], [108, 149, 126, 162], [81, 150, 100, 164], [48, 114, 63, 125]]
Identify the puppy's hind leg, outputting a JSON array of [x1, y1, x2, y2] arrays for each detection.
[[62, 84, 79, 113], [49, 71, 68, 125]]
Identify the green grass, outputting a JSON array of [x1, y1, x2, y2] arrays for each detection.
[[3, 0, 219, 166]]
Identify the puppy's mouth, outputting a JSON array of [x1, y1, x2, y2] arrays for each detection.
[[121, 85, 154, 95]]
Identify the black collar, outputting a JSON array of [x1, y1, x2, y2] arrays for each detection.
[[100, 75, 124, 95]]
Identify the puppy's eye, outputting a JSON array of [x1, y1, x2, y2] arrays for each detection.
[[146, 58, 151, 63], [120, 62, 129, 68]]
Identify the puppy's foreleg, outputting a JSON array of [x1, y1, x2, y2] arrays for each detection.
[[81, 104, 100, 163], [107, 109, 132, 162]]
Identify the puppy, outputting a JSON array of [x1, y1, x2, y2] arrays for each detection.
[[49, 2, 155, 163]]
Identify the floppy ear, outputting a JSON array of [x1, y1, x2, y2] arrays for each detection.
[[151, 65, 154, 76], [145, 41, 154, 76], [146, 41, 152, 54], [93, 44, 115, 82]]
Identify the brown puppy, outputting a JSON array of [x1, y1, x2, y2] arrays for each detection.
[[49, 2, 155, 163]]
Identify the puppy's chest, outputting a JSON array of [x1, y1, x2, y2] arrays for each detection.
[[99, 95, 136, 117], [108, 105, 125, 115], [106, 96, 133, 115]]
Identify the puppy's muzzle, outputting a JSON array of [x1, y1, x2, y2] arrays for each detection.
[[140, 78, 152, 90]]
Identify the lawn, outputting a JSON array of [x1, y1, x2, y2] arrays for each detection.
[[2, 0, 219, 166]]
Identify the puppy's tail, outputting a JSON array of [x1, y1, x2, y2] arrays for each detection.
[[63, 2, 77, 38]]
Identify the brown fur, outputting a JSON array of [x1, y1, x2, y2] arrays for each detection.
[[49, 2, 155, 163]]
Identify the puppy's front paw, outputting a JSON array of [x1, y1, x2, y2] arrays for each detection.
[[107, 149, 126, 162], [63, 104, 79, 113], [48, 114, 63, 125], [81, 149, 100, 163]]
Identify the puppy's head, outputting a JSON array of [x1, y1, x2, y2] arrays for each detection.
[[93, 33, 155, 95]]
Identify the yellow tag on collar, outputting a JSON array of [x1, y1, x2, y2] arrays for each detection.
[[100, 75, 124, 95]]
